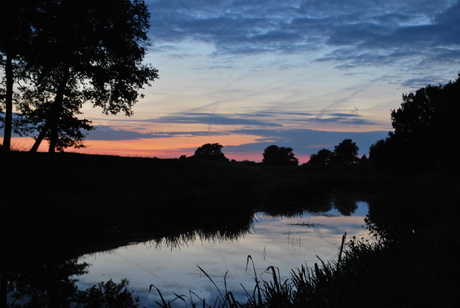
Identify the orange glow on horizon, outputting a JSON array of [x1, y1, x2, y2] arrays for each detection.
[[2, 136, 312, 163]]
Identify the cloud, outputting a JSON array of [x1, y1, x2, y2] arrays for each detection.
[[86, 126, 157, 140], [401, 77, 445, 89], [144, 113, 283, 127], [303, 117, 375, 126], [147, 0, 460, 78], [86, 125, 229, 140], [87, 108, 378, 141], [224, 128, 389, 156]]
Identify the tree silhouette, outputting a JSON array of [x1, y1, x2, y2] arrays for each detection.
[[333, 139, 359, 164], [262, 145, 298, 166], [329, 196, 358, 216], [2, 259, 140, 308], [391, 85, 443, 144], [192, 143, 229, 162], [370, 74, 460, 172], [309, 148, 333, 165], [0, 0, 159, 153], [16, 94, 94, 151], [0, 0, 35, 151]]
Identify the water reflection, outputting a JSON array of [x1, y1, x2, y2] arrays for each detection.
[[0, 258, 89, 308], [1, 194, 369, 307], [136, 225, 254, 250], [77, 199, 369, 307], [260, 192, 364, 217], [0, 208, 254, 307]]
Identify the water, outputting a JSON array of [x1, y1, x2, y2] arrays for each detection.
[[75, 201, 370, 307]]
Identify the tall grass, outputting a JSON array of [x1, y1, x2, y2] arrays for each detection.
[[148, 233, 390, 308]]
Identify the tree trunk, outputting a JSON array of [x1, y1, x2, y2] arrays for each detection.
[[48, 95, 62, 153], [29, 68, 70, 153], [29, 120, 51, 152], [1, 55, 14, 152]]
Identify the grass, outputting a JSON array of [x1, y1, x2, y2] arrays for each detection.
[[147, 234, 385, 308], [150, 215, 459, 308]]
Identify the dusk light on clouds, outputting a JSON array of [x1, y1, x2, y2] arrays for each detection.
[[12, 0, 460, 162]]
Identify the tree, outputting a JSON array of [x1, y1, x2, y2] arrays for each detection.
[[262, 145, 298, 166], [391, 85, 443, 145], [192, 143, 229, 162], [17, 88, 94, 151], [370, 74, 460, 172], [0, 0, 35, 151], [309, 148, 333, 165], [1, 0, 159, 153], [333, 139, 359, 164]]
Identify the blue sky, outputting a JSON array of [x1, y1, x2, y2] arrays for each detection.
[[11, 0, 460, 162]]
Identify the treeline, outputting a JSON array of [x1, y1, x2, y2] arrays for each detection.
[[183, 139, 362, 167]]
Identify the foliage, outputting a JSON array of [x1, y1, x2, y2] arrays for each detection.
[[309, 139, 359, 165], [149, 233, 390, 308], [5, 259, 89, 308], [369, 74, 460, 172], [192, 143, 229, 162], [16, 87, 94, 151], [77, 279, 141, 308], [4, 260, 141, 308], [262, 145, 299, 166], [333, 139, 359, 164], [309, 148, 333, 165], [1, 0, 159, 152]]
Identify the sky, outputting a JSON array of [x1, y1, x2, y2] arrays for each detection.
[[4, 0, 460, 163]]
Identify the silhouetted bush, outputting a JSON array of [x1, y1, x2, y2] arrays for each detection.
[[190, 143, 229, 162], [262, 145, 298, 166]]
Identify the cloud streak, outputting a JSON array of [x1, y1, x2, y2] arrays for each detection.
[[145, 113, 283, 127], [85, 125, 229, 141], [316, 85, 371, 119], [148, 0, 460, 77]]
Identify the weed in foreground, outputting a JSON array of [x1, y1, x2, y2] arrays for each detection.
[[148, 232, 389, 308]]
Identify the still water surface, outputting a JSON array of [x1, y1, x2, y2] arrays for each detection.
[[75, 201, 370, 306]]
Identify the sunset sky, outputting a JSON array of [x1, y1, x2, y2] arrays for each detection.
[[4, 0, 460, 163]]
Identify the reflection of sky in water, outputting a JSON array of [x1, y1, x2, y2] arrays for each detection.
[[75, 202, 369, 307]]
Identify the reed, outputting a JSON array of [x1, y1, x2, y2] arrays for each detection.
[[147, 232, 389, 308]]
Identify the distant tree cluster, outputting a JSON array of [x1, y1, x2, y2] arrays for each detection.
[[189, 143, 300, 166], [369, 74, 460, 172], [262, 145, 299, 166], [309, 139, 359, 165], [191, 143, 229, 162], [0, 0, 158, 152], [189, 141, 361, 167]]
